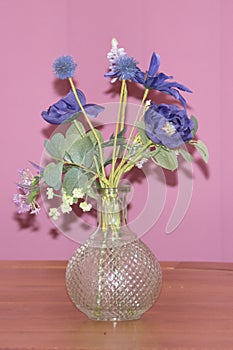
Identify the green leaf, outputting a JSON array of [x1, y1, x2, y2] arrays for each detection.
[[65, 122, 85, 150], [44, 133, 66, 159], [102, 137, 125, 148], [190, 115, 198, 137], [27, 187, 40, 204], [136, 121, 151, 145], [193, 140, 209, 163], [69, 136, 94, 167], [87, 129, 104, 146], [155, 148, 178, 171], [178, 147, 193, 162], [43, 162, 63, 190], [62, 167, 88, 195]]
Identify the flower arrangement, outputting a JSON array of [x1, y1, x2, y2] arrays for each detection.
[[13, 38, 208, 219]]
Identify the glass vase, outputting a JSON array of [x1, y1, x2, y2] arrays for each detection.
[[65, 186, 162, 321]]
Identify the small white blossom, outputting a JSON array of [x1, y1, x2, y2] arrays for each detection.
[[79, 201, 92, 212], [135, 158, 149, 169], [61, 203, 72, 214], [72, 188, 84, 199], [49, 208, 60, 220], [62, 191, 73, 206], [107, 38, 127, 83], [107, 38, 127, 66], [145, 100, 151, 110], [46, 187, 54, 200]]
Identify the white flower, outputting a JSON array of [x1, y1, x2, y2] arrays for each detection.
[[46, 187, 54, 200], [107, 38, 127, 66], [79, 201, 92, 212], [62, 191, 73, 206], [49, 208, 60, 220], [145, 100, 151, 111], [107, 38, 127, 82], [72, 188, 84, 199], [61, 203, 72, 214], [135, 158, 149, 169]]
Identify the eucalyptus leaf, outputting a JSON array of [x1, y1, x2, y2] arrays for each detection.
[[136, 121, 151, 145], [155, 148, 178, 171], [178, 147, 193, 162], [87, 129, 104, 146], [63, 167, 88, 195], [43, 162, 63, 190], [44, 133, 66, 159], [193, 140, 209, 163], [65, 122, 86, 150], [190, 115, 198, 137], [69, 136, 94, 167]]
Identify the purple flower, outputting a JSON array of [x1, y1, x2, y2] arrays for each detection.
[[135, 53, 192, 109], [13, 168, 41, 214], [105, 55, 139, 82], [13, 193, 31, 214], [53, 55, 77, 80], [144, 103, 194, 149], [41, 89, 104, 124]]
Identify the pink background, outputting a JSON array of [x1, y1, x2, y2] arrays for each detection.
[[1, 0, 232, 261]]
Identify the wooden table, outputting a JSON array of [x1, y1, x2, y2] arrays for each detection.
[[0, 261, 233, 350]]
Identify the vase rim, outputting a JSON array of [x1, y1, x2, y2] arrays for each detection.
[[95, 185, 131, 195]]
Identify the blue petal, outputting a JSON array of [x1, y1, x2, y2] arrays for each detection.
[[155, 73, 173, 85], [64, 89, 86, 107], [165, 82, 192, 93], [83, 104, 105, 118], [134, 69, 146, 84], [148, 52, 160, 77], [41, 89, 87, 124]]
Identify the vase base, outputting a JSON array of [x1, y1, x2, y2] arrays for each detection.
[[76, 305, 152, 322]]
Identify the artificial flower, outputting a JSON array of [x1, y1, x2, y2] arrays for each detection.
[[135, 53, 192, 109], [79, 201, 92, 212], [53, 55, 77, 80], [41, 89, 104, 124], [14, 38, 208, 220], [104, 55, 139, 82], [144, 103, 194, 149]]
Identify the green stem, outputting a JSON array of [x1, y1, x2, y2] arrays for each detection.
[[112, 88, 149, 184], [109, 80, 127, 185], [68, 78, 107, 184], [113, 141, 152, 186]]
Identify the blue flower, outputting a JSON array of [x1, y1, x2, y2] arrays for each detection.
[[135, 53, 192, 109], [53, 55, 77, 80], [144, 103, 194, 149], [105, 55, 139, 82], [41, 89, 104, 124]]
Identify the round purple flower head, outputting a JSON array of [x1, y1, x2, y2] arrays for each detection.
[[53, 55, 77, 80], [105, 55, 138, 82]]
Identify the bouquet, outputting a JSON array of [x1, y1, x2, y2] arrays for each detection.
[[13, 38, 208, 220]]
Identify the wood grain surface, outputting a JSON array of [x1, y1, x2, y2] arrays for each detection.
[[0, 261, 232, 350]]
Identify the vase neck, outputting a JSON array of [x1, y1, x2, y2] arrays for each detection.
[[96, 186, 130, 233]]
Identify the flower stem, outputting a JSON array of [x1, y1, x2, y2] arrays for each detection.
[[109, 80, 127, 186], [68, 78, 108, 185], [112, 88, 149, 184], [113, 141, 152, 186]]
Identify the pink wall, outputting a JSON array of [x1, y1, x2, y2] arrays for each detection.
[[1, 0, 232, 261]]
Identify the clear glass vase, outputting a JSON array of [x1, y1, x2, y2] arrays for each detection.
[[65, 186, 162, 321]]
